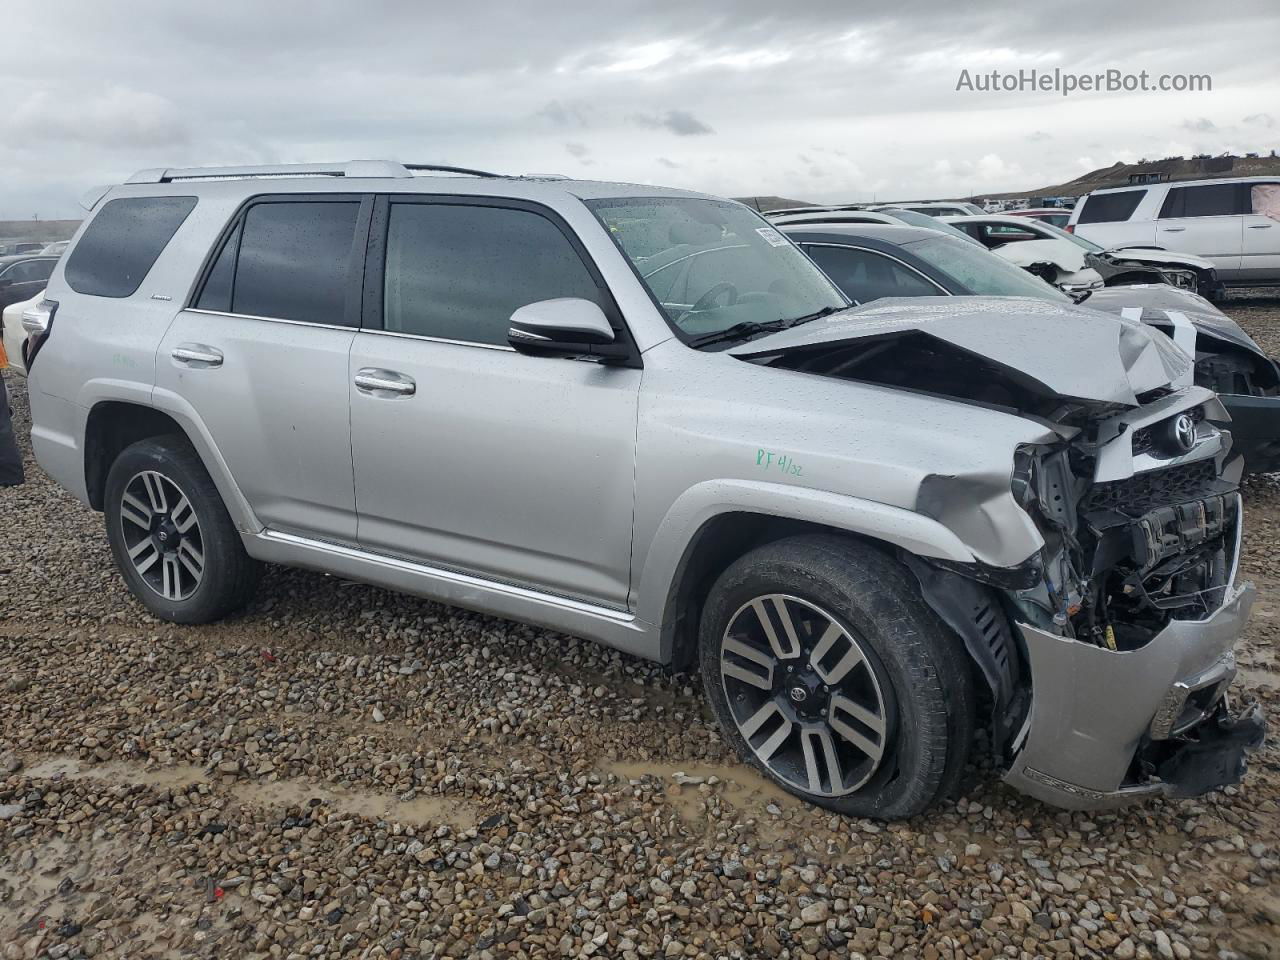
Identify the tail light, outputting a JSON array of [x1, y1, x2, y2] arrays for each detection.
[[1064, 224, 1075, 234], [21, 298, 57, 372]]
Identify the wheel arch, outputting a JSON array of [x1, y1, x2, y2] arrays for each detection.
[[641, 480, 978, 669], [83, 396, 260, 533]]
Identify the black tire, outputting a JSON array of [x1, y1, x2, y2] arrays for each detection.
[[699, 535, 975, 819], [104, 435, 260, 624]]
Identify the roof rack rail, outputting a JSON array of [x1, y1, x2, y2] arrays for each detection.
[[125, 160, 502, 184], [401, 163, 501, 178]]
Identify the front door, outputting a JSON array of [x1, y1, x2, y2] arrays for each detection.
[[350, 197, 640, 607]]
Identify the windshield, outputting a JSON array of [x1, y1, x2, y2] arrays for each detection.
[[1028, 218, 1105, 253], [587, 197, 848, 346], [903, 235, 1071, 302]]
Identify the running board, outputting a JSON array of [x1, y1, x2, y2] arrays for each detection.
[[248, 530, 656, 659]]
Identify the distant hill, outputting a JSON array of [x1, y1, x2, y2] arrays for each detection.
[[0, 220, 80, 242], [983, 153, 1280, 201]]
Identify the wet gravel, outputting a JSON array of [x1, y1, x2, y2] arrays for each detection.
[[3, 298, 1280, 959]]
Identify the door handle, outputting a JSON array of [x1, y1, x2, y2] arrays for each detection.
[[1248, 223, 1273, 229], [354, 368, 416, 397], [1159, 226, 1185, 232], [172, 344, 223, 367]]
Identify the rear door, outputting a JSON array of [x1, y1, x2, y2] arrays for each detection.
[[156, 195, 369, 540], [349, 196, 641, 607], [1154, 183, 1245, 276], [1241, 182, 1280, 281]]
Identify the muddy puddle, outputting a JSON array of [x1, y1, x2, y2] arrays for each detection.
[[605, 758, 802, 824], [18, 755, 473, 828]]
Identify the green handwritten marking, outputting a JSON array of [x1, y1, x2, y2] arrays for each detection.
[[755, 448, 804, 477], [112, 353, 137, 368]]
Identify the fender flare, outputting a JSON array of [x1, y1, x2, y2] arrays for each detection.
[[81, 381, 263, 534], [634, 478, 977, 659]]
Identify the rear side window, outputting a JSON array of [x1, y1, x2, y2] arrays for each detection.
[[804, 245, 943, 303], [1159, 183, 1244, 219], [1076, 190, 1144, 224], [196, 201, 361, 326], [382, 203, 602, 346], [65, 196, 196, 297]]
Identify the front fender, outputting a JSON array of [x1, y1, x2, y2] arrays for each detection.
[[633, 478, 978, 639]]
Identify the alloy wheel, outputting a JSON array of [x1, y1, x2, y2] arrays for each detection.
[[118, 470, 205, 602], [720, 594, 889, 797]]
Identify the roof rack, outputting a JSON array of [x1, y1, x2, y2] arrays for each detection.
[[125, 160, 502, 184]]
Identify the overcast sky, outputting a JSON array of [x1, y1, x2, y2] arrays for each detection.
[[3, 0, 1278, 219]]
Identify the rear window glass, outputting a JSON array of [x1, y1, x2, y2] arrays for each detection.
[[65, 196, 197, 297], [1076, 190, 1144, 224], [224, 201, 360, 325], [1159, 183, 1243, 219]]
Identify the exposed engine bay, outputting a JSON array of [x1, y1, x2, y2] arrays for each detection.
[[1010, 429, 1241, 651]]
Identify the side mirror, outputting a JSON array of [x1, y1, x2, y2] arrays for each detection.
[[508, 298, 616, 355]]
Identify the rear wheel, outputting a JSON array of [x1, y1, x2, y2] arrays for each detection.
[[699, 535, 975, 819], [104, 436, 259, 623]]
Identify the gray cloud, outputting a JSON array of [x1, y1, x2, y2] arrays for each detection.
[[631, 110, 714, 136], [564, 142, 594, 165], [656, 157, 681, 168], [1244, 113, 1276, 128], [1182, 117, 1218, 132], [1025, 130, 1052, 142]]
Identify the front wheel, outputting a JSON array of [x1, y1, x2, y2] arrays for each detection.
[[104, 435, 260, 623], [699, 535, 975, 819]]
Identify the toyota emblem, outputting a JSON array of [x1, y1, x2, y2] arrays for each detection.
[[1172, 413, 1196, 453], [789, 686, 808, 703]]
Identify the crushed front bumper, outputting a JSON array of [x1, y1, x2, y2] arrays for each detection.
[[1003, 579, 1265, 810]]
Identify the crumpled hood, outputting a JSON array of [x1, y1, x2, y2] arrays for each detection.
[[729, 296, 1193, 407], [1106, 246, 1216, 271], [1083, 284, 1265, 355], [994, 237, 1088, 272]]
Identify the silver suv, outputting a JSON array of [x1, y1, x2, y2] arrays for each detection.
[[24, 161, 1264, 817]]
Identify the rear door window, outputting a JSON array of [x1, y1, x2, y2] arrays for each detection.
[[804, 245, 943, 303], [196, 201, 362, 326], [381, 202, 603, 346], [64, 196, 197, 297], [1076, 190, 1144, 224], [1159, 183, 1245, 219]]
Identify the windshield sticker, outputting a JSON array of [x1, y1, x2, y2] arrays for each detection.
[[755, 226, 789, 248], [756, 449, 804, 477]]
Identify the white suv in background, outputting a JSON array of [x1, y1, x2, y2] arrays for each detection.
[[1068, 177, 1280, 290]]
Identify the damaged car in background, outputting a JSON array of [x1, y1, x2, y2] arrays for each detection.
[[941, 213, 1222, 300], [781, 221, 1280, 474]]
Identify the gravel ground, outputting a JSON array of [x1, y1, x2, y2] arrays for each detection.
[[3, 299, 1280, 959]]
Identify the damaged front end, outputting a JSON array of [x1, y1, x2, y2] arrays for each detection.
[[999, 389, 1265, 808], [733, 299, 1266, 810]]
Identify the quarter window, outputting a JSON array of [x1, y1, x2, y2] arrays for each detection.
[[382, 203, 602, 346], [1076, 190, 1144, 224], [65, 196, 197, 298], [804, 245, 943, 303]]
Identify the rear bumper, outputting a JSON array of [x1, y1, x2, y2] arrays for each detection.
[[1221, 393, 1280, 474], [1003, 578, 1264, 810]]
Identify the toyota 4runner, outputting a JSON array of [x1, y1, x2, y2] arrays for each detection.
[[22, 161, 1265, 817]]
